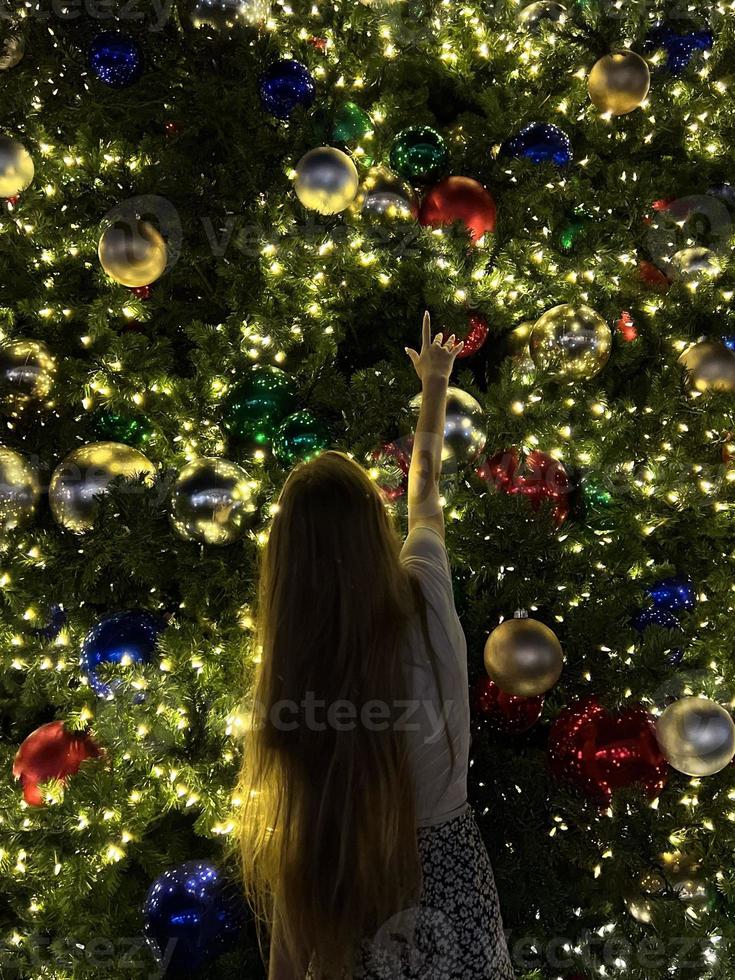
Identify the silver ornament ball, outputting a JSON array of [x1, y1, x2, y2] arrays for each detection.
[[409, 386, 487, 470], [171, 457, 255, 546], [294, 147, 359, 215], [530, 304, 612, 381], [49, 442, 156, 534], [656, 696, 735, 777], [0, 446, 39, 531]]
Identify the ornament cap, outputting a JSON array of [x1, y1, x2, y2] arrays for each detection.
[[514, 608, 529, 620]]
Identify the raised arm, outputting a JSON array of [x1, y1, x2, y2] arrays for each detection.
[[405, 311, 463, 539]]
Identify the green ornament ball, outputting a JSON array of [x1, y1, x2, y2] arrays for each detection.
[[224, 365, 296, 444], [389, 126, 448, 183], [92, 407, 152, 447], [273, 410, 329, 466], [332, 101, 372, 144]]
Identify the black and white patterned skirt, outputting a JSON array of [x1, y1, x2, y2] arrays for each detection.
[[354, 806, 515, 980]]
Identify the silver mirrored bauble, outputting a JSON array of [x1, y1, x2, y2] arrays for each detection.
[[49, 442, 156, 534], [0, 446, 39, 530], [679, 341, 735, 393], [530, 304, 612, 380], [0, 134, 33, 198], [518, 1, 567, 29], [672, 246, 722, 281], [656, 696, 735, 776], [352, 167, 417, 223], [409, 386, 487, 470], [171, 457, 255, 545], [0, 339, 56, 405], [187, 0, 270, 29], [294, 147, 359, 215]]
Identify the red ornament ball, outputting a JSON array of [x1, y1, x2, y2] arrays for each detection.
[[548, 697, 668, 805], [616, 310, 638, 342], [457, 313, 489, 359], [130, 284, 152, 300], [13, 721, 103, 806], [478, 448, 570, 525], [638, 259, 670, 292], [419, 176, 497, 244], [473, 676, 544, 734]]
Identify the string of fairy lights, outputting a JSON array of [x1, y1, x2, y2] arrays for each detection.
[[0, 0, 734, 974]]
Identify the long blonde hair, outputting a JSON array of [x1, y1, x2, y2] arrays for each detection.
[[238, 451, 423, 977]]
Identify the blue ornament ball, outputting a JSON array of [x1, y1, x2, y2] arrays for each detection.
[[89, 32, 143, 89], [647, 577, 696, 613], [501, 122, 572, 166], [259, 59, 316, 120], [80, 609, 166, 700], [31, 604, 67, 643], [143, 861, 245, 974], [644, 24, 713, 76], [632, 607, 684, 666]]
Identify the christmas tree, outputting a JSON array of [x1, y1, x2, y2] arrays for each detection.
[[1, 0, 735, 977]]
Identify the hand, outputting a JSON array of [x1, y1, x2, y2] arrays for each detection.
[[406, 311, 464, 384]]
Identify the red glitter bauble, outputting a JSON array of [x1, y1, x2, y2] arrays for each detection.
[[548, 697, 668, 805], [164, 120, 183, 138], [370, 441, 410, 502], [13, 721, 103, 807], [308, 36, 328, 52], [478, 448, 570, 525], [457, 313, 489, 359], [473, 676, 544, 734], [616, 310, 638, 342], [419, 177, 497, 243], [130, 284, 152, 300]]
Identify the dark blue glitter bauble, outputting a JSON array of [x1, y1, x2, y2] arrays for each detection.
[[723, 336, 735, 353], [80, 609, 166, 700], [632, 607, 684, 666], [644, 24, 713, 76], [89, 32, 143, 89], [647, 577, 696, 612], [31, 604, 67, 642], [259, 59, 316, 120], [501, 122, 572, 166], [143, 861, 245, 974]]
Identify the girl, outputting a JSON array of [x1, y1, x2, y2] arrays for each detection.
[[239, 313, 514, 980]]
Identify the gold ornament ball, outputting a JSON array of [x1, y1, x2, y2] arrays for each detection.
[[98, 219, 168, 288], [49, 441, 156, 534], [518, 1, 567, 29], [0, 134, 34, 197], [588, 50, 650, 116], [679, 341, 735, 394], [171, 457, 256, 546], [656, 696, 735, 777], [0, 446, 40, 531], [530, 304, 611, 380], [351, 167, 417, 223], [672, 246, 722, 281], [0, 339, 56, 405], [660, 852, 712, 910], [0, 32, 25, 70], [294, 147, 359, 215], [484, 615, 563, 697], [507, 321, 535, 373]]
